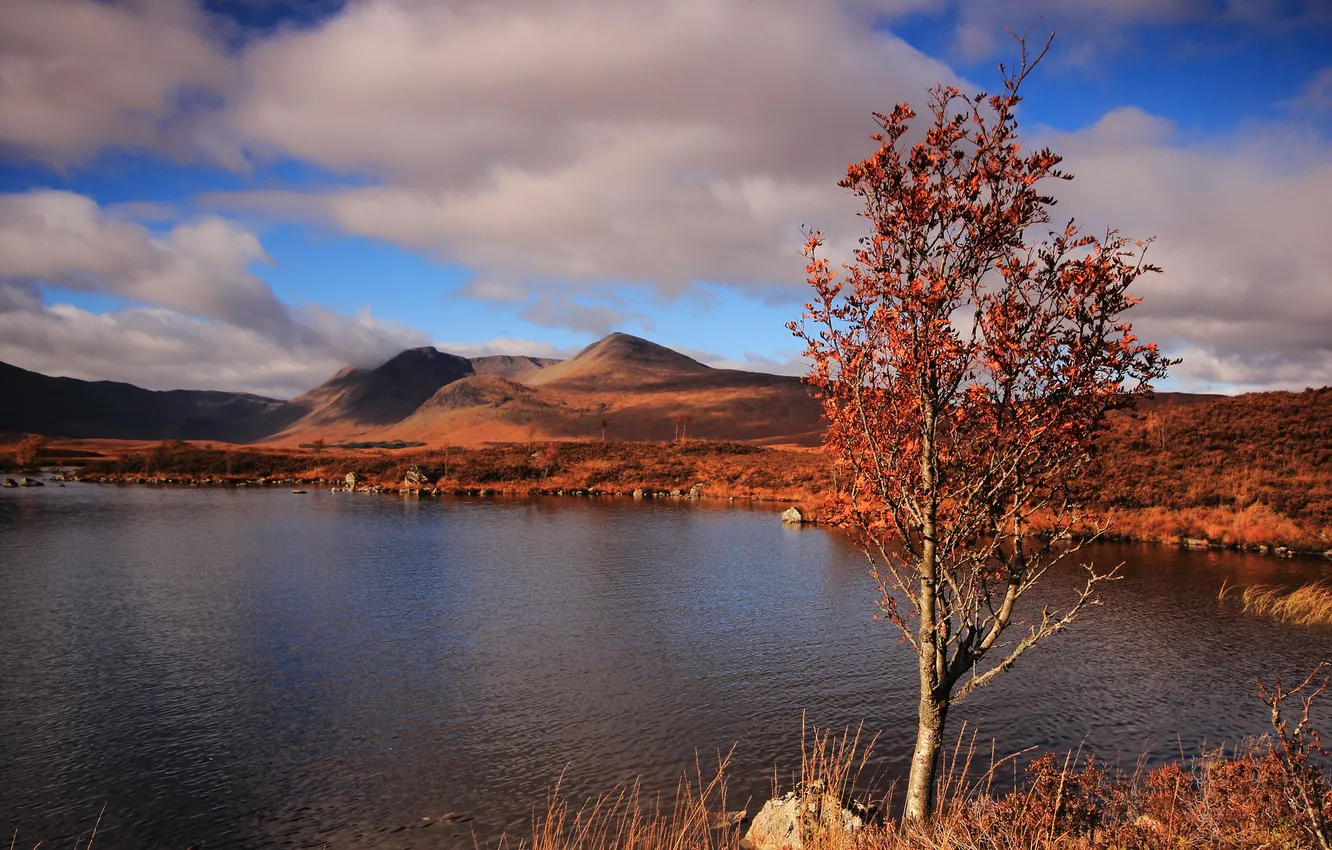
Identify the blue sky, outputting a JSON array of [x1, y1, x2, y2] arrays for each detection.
[[2, 0, 1330, 397]]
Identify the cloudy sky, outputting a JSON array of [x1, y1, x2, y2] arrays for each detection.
[[2, 0, 1329, 397]]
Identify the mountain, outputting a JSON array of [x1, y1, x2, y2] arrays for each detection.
[[525, 333, 712, 389], [0, 360, 284, 441], [370, 333, 824, 446], [5, 333, 1244, 449], [469, 354, 560, 381], [265, 347, 475, 439]]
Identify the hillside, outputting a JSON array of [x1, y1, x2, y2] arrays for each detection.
[[2, 334, 822, 446], [469, 354, 560, 381], [357, 333, 824, 446], [0, 360, 284, 441], [525, 333, 713, 389], [265, 347, 475, 440], [1094, 386, 1332, 546]]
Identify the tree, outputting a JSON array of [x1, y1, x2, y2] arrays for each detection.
[[674, 412, 693, 442], [790, 35, 1172, 822], [15, 433, 46, 468], [309, 437, 327, 455]]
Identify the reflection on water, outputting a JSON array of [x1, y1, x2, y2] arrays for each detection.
[[1, 481, 1329, 848]]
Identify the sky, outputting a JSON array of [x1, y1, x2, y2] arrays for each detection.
[[1, 0, 1330, 398]]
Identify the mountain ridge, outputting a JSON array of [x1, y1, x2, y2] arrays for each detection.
[[1, 333, 1240, 447]]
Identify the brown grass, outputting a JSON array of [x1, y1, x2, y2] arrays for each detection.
[[1237, 583, 1332, 627], [514, 718, 1331, 850], [514, 750, 745, 850], [40, 390, 1332, 552]]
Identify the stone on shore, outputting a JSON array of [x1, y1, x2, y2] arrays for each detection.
[[20, 477, 43, 487], [780, 506, 804, 525], [402, 465, 429, 489], [741, 788, 869, 850]]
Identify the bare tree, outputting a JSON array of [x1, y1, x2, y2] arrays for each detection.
[[674, 412, 693, 442]]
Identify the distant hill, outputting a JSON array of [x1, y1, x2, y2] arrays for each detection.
[[2, 334, 1255, 449], [0, 360, 284, 441], [368, 333, 825, 446], [264, 347, 475, 440], [469, 354, 560, 381], [525, 333, 712, 389], [0, 334, 814, 444]]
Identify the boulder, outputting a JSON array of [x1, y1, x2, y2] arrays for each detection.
[[688, 483, 705, 499], [781, 506, 804, 525], [19, 477, 43, 487], [2, 478, 18, 488], [344, 472, 360, 491], [1181, 537, 1209, 549], [402, 465, 429, 489], [741, 787, 869, 850], [632, 488, 644, 499]]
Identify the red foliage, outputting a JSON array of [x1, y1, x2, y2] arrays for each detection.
[[790, 35, 1171, 819]]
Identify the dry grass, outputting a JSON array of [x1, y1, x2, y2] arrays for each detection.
[[1104, 503, 1323, 551], [513, 750, 745, 850], [1237, 582, 1332, 626], [513, 718, 1331, 850]]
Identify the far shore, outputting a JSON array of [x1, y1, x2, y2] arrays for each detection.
[[9, 436, 1329, 558]]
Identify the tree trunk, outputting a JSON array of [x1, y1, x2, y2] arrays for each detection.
[[903, 689, 948, 822]]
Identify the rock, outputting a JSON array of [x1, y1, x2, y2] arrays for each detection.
[[19, 477, 43, 487], [1181, 537, 1209, 549], [688, 483, 705, 498], [781, 506, 804, 525], [1324, 549, 1332, 560], [2, 478, 17, 488], [1134, 814, 1163, 833], [1274, 546, 1292, 558], [291, 489, 307, 494], [742, 788, 869, 850], [344, 472, 361, 491], [402, 465, 429, 489], [632, 488, 644, 499]]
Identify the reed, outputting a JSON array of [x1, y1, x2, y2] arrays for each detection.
[[518, 749, 744, 850], [1239, 582, 1332, 626]]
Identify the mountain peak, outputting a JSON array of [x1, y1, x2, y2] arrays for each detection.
[[525, 332, 710, 388]]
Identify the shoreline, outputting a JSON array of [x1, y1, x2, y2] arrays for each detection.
[[23, 464, 1332, 560]]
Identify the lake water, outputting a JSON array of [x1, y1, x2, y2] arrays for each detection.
[[2, 480, 1330, 848]]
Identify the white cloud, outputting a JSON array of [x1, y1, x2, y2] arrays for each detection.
[[0, 0, 234, 166], [1038, 108, 1332, 392], [0, 191, 431, 395], [3, 0, 1331, 394], [0, 294, 344, 397], [205, 0, 956, 293]]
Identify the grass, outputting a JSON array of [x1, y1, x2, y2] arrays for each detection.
[[58, 429, 1332, 551], [1235, 582, 1332, 627], [514, 750, 744, 850], [514, 721, 1332, 850]]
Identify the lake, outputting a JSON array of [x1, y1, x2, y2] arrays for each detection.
[[2, 480, 1329, 848]]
